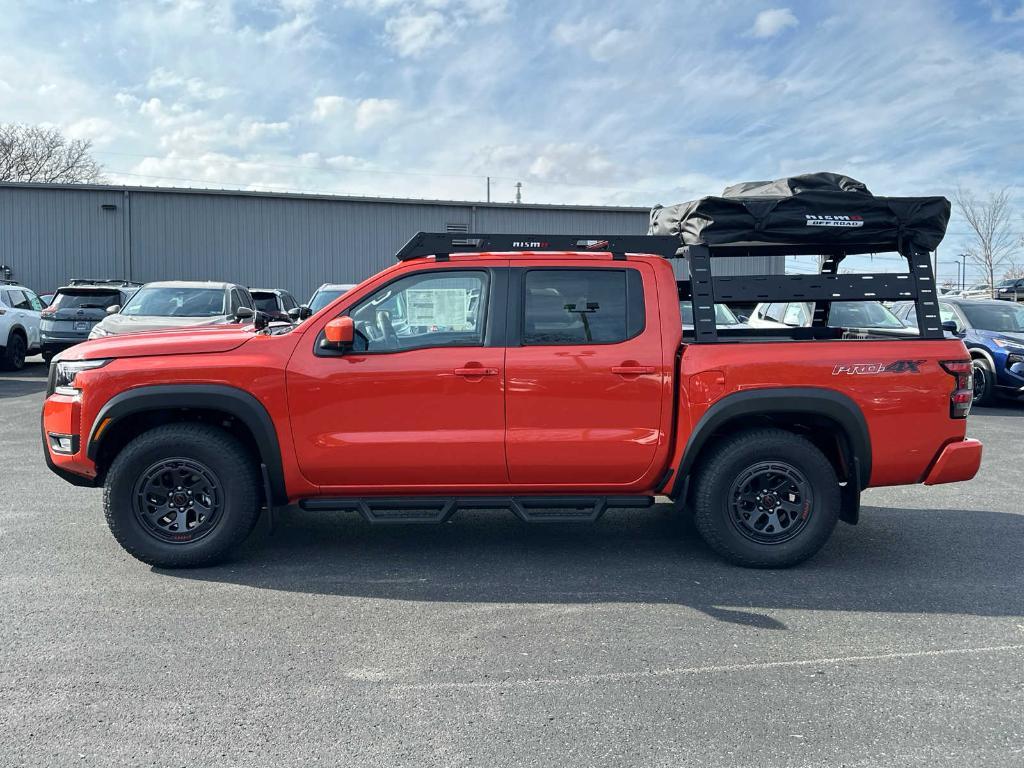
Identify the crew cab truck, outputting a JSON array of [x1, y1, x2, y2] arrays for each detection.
[[41, 178, 983, 569]]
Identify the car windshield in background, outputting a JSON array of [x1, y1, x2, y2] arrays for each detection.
[[51, 291, 121, 309], [830, 301, 904, 328], [252, 295, 280, 313], [121, 287, 226, 317], [680, 303, 739, 326], [961, 302, 1024, 333], [309, 290, 344, 313]]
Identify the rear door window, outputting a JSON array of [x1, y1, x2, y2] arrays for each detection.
[[7, 289, 32, 310], [522, 269, 643, 345]]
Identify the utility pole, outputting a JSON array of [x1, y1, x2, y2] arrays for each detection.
[[514, 181, 522, 204], [960, 252, 968, 291], [486, 176, 491, 203]]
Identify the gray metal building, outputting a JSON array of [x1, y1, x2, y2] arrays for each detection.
[[0, 182, 781, 301]]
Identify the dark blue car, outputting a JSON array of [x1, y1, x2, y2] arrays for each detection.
[[894, 297, 1024, 405]]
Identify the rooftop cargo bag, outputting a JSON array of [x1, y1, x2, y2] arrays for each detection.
[[649, 172, 950, 254]]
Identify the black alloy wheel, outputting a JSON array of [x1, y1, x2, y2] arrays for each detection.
[[133, 458, 224, 543], [728, 461, 812, 545]]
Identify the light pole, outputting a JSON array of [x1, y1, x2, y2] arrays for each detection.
[[953, 261, 961, 293], [959, 252, 968, 291]]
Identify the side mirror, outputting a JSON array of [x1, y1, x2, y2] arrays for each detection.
[[288, 305, 312, 321], [106, 304, 121, 315], [941, 320, 960, 334], [234, 306, 254, 322], [322, 316, 355, 351], [736, 314, 749, 323]]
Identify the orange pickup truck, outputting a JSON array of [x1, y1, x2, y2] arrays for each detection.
[[41, 178, 982, 569]]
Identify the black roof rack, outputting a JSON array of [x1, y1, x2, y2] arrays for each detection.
[[395, 232, 679, 261], [66, 278, 143, 288], [392, 231, 943, 342]]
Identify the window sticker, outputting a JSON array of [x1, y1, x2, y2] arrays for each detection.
[[406, 288, 471, 330]]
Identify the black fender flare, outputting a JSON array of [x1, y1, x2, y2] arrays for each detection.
[[87, 384, 287, 505], [670, 387, 872, 499]]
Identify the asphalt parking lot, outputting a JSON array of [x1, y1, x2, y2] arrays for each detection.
[[2, 359, 1023, 767]]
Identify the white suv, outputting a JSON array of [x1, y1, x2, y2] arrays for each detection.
[[0, 281, 44, 370]]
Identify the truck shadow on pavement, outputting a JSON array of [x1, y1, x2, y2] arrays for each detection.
[[0, 361, 48, 399], [167, 504, 1024, 629]]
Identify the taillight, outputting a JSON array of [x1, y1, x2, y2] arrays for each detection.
[[940, 360, 973, 419]]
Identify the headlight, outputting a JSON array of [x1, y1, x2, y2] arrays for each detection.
[[992, 338, 1024, 351], [52, 359, 110, 396], [88, 325, 111, 339]]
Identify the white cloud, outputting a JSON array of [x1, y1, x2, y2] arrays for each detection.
[[310, 95, 349, 121], [385, 10, 449, 58], [64, 117, 122, 145], [354, 98, 399, 131], [553, 21, 636, 62], [309, 95, 400, 130], [346, 0, 508, 57], [750, 8, 799, 38]]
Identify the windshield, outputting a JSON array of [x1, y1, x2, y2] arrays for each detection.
[[829, 301, 904, 329], [121, 287, 226, 318], [960, 302, 1024, 333], [680, 303, 740, 326], [309, 289, 344, 313], [52, 290, 121, 310]]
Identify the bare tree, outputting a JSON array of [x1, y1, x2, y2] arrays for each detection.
[[954, 187, 1017, 296], [0, 123, 104, 184]]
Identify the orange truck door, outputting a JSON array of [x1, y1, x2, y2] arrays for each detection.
[[504, 263, 665, 486]]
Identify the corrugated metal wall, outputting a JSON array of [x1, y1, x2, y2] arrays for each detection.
[[0, 183, 781, 301]]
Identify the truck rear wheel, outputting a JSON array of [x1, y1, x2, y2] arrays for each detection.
[[103, 423, 261, 568], [691, 428, 839, 568]]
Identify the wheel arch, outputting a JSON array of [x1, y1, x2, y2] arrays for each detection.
[[967, 345, 996, 369], [670, 387, 872, 500], [87, 384, 287, 506], [5, 323, 27, 343]]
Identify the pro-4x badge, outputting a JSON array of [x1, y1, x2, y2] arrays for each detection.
[[833, 360, 927, 375]]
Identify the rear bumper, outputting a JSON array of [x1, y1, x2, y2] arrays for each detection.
[[922, 439, 983, 485]]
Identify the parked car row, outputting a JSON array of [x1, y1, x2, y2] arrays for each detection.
[[0, 277, 358, 370]]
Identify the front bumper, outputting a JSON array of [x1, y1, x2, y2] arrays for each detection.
[[922, 439, 983, 485], [40, 395, 100, 487]]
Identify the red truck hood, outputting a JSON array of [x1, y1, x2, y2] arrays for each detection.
[[57, 325, 254, 361]]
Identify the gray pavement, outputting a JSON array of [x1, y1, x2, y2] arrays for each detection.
[[2, 358, 1023, 767]]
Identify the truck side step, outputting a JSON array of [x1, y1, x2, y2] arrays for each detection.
[[298, 495, 654, 525]]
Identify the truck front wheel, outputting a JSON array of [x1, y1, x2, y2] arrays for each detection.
[[103, 423, 261, 568], [691, 428, 839, 568]]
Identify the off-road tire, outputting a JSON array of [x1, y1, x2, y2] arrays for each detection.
[[0, 332, 27, 370], [103, 423, 261, 568], [971, 357, 995, 406], [692, 428, 840, 568]]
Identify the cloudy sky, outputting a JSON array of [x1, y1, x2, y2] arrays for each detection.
[[1, 0, 1022, 280]]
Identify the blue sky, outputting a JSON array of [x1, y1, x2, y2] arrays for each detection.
[[1, 0, 1022, 282]]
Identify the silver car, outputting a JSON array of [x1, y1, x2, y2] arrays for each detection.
[[88, 281, 255, 339]]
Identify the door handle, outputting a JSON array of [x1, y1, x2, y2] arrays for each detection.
[[454, 367, 499, 376], [611, 365, 655, 375]]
